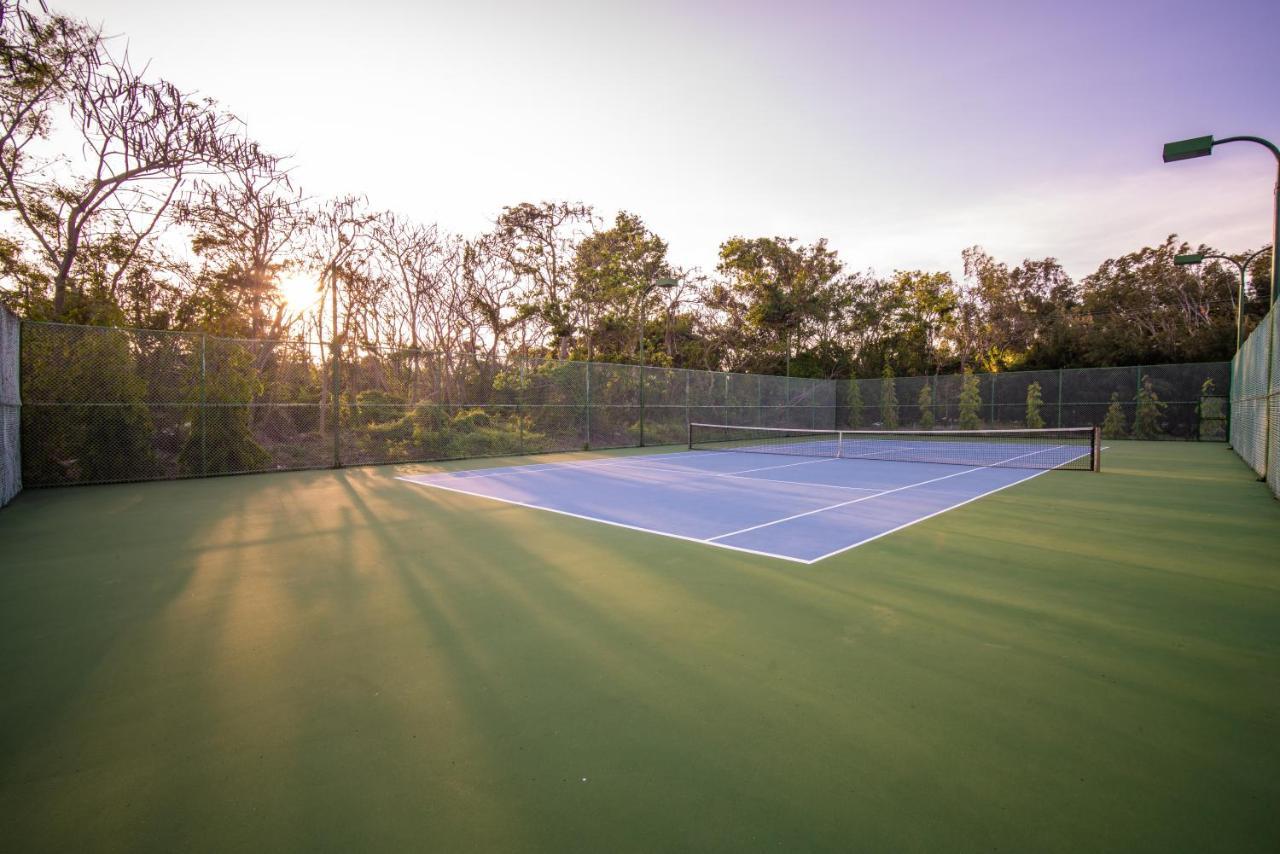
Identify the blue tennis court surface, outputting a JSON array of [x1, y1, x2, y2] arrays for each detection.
[[398, 445, 1090, 563]]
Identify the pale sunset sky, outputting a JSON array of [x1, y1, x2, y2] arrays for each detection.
[[63, 0, 1280, 280]]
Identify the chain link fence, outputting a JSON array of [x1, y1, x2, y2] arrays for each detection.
[[15, 320, 1234, 489], [1230, 305, 1278, 497], [0, 307, 18, 506], [17, 322, 838, 486]]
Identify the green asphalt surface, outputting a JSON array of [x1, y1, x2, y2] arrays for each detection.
[[1, 441, 1277, 853]]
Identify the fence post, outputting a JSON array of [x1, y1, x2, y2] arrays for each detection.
[[1057, 368, 1063, 428], [331, 336, 341, 469], [638, 364, 646, 447], [518, 355, 525, 455], [685, 369, 690, 434], [1264, 311, 1275, 480], [585, 360, 591, 450], [200, 333, 207, 476], [989, 373, 996, 425]]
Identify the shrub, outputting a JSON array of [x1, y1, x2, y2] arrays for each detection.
[[917, 383, 935, 429], [1101, 392, 1128, 438], [958, 370, 982, 430], [880, 365, 898, 428], [1025, 381, 1045, 429], [1132, 375, 1167, 440]]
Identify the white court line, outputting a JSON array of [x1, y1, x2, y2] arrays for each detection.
[[394, 475, 811, 564], [706, 445, 1064, 542]]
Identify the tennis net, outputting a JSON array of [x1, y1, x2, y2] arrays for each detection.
[[688, 423, 1100, 471]]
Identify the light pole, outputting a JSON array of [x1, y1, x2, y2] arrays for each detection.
[[1165, 134, 1280, 479], [638, 277, 678, 446], [1163, 134, 1279, 310], [1175, 246, 1272, 350]]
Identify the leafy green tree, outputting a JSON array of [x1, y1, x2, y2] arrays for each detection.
[[845, 377, 863, 428], [715, 236, 842, 373], [880, 364, 898, 428], [958, 369, 982, 429], [1132, 375, 1167, 440], [961, 247, 1080, 371], [917, 382, 935, 429], [1025, 381, 1044, 428], [1101, 392, 1128, 438], [493, 201, 594, 359], [573, 211, 670, 362], [1079, 236, 1239, 366]]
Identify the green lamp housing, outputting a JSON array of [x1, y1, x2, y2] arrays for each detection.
[[1174, 253, 1205, 265], [1163, 136, 1215, 163]]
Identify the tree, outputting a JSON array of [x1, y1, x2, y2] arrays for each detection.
[[845, 376, 863, 428], [880, 364, 898, 428], [175, 169, 305, 337], [1079, 236, 1237, 366], [961, 247, 1079, 371], [0, 3, 276, 319], [917, 382, 935, 429], [1132, 375, 1167, 439], [716, 236, 842, 374], [492, 201, 594, 359], [1102, 391, 1128, 438], [573, 211, 670, 361], [958, 369, 982, 429], [1025, 381, 1044, 429]]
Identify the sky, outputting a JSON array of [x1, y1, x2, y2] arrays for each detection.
[[61, 0, 1280, 281]]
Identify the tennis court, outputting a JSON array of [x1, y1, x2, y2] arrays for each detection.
[[2, 440, 1278, 852], [398, 426, 1100, 563]]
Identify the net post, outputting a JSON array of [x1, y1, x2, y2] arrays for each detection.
[[1091, 425, 1102, 472], [687, 420, 693, 450]]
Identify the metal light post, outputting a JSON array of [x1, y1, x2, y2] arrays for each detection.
[[1175, 247, 1272, 350], [638, 277, 678, 446], [1165, 134, 1280, 480], [1163, 134, 1279, 310]]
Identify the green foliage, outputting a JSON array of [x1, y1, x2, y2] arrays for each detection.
[[958, 370, 982, 430], [1132, 375, 1167, 440], [845, 377, 863, 428], [1197, 378, 1225, 440], [879, 364, 898, 428], [573, 211, 670, 360], [355, 389, 405, 424], [716, 236, 843, 370], [178, 343, 269, 475], [917, 382, 935, 430], [1101, 392, 1128, 439], [21, 326, 158, 483], [1025, 381, 1044, 429]]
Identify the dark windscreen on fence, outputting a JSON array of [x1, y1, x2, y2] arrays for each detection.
[[837, 361, 1230, 442], [16, 320, 1232, 487]]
